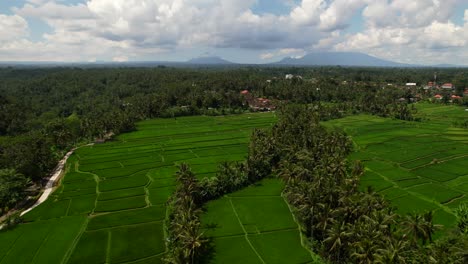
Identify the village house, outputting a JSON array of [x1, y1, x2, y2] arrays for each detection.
[[285, 74, 303, 80], [424, 82, 436, 90], [434, 94, 443, 100], [240, 90, 276, 111], [464, 89, 468, 97], [95, 132, 115, 144], [441, 83, 454, 90]]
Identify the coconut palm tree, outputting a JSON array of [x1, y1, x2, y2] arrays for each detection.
[[422, 211, 442, 244], [375, 237, 409, 264], [402, 213, 428, 246], [351, 238, 380, 264], [324, 221, 353, 262]]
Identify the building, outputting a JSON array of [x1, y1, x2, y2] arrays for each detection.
[[464, 89, 468, 97], [441, 83, 454, 90], [406, 83, 417, 87], [451, 95, 462, 100], [434, 94, 443, 100], [285, 74, 303, 80], [424, 82, 436, 90], [249, 97, 275, 111], [240, 90, 249, 95]]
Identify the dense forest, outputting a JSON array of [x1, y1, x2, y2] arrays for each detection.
[[0, 66, 467, 216]]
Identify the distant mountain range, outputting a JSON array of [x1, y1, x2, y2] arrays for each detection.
[[1, 52, 466, 68], [186, 56, 233, 65], [273, 52, 411, 67]]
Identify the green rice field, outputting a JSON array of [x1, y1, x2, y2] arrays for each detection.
[[200, 178, 315, 263], [326, 103, 468, 228], [0, 113, 317, 264]]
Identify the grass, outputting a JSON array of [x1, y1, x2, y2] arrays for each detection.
[[201, 178, 314, 263], [94, 195, 147, 212], [201, 199, 244, 238], [67, 230, 108, 264], [230, 196, 297, 233], [326, 103, 468, 228], [29, 216, 87, 264], [98, 187, 146, 201], [109, 222, 165, 263], [98, 172, 149, 192], [67, 195, 97, 215], [208, 236, 263, 264], [0, 113, 322, 264], [0, 216, 86, 264], [87, 206, 165, 230], [248, 229, 313, 264]]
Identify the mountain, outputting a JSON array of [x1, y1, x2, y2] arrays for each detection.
[[274, 52, 411, 67], [186, 56, 234, 65]]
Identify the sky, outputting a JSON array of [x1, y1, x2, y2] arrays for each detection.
[[1, 0, 468, 65]]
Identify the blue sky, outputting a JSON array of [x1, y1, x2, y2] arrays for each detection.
[[1, 0, 468, 65]]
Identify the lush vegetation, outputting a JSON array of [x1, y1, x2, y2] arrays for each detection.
[[325, 103, 468, 229], [3, 66, 465, 212], [241, 104, 468, 263], [0, 113, 281, 264], [0, 66, 467, 263]]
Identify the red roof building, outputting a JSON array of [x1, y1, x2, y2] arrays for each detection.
[[441, 83, 454, 89], [240, 90, 250, 95], [434, 94, 443, 99], [451, 95, 462, 100]]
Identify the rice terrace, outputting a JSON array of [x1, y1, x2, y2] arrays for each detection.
[[1, 99, 467, 263], [2, 113, 301, 264], [1, 64, 468, 264], [326, 104, 468, 229]]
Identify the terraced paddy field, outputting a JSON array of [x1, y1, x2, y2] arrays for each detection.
[[1, 113, 312, 264], [325, 103, 468, 228], [200, 178, 316, 264]]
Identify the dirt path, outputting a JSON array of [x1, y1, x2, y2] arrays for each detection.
[[20, 148, 77, 217]]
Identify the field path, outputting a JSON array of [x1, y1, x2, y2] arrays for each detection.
[[20, 147, 82, 217]]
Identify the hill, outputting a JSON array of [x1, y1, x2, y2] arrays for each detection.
[[186, 56, 234, 65], [274, 52, 411, 67]]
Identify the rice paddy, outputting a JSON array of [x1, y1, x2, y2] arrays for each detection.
[[1, 102, 464, 263], [326, 103, 468, 228], [0, 113, 315, 264], [200, 178, 315, 263]]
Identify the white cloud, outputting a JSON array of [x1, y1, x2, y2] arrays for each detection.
[[112, 56, 128, 62], [260, 52, 275, 60], [0, 0, 465, 64], [331, 1, 468, 65], [319, 0, 368, 31], [290, 0, 326, 26], [259, 48, 306, 60], [0, 14, 29, 42]]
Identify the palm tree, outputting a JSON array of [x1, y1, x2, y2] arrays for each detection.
[[323, 221, 353, 262], [351, 238, 380, 264], [422, 211, 442, 244], [375, 237, 409, 264], [402, 213, 428, 246]]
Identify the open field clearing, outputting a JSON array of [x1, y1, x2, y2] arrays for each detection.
[[326, 103, 468, 228], [0, 113, 281, 264], [200, 178, 315, 263]]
